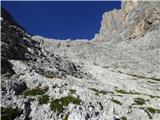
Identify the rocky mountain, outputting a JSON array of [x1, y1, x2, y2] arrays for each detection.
[[1, 1, 160, 120]]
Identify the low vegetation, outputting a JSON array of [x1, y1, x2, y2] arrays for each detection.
[[115, 89, 140, 95], [90, 88, 108, 96], [134, 98, 145, 105], [50, 95, 81, 113], [69, 89, 76, 94], [121, 116, 127, 120], [147, 107, 160, 114], [149, 95, 160, 99], [23, 86, 48, 96], [1, 107, 23, 120], [111, 99, 122, 105], [115, 89, 160, 99], [38, 95, 49, 105]]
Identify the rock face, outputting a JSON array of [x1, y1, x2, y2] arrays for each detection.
[[1, 1, 160, 120], [100, 1, 160, 40]]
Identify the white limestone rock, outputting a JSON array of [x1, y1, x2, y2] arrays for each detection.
[[1, 1, 160, 120]]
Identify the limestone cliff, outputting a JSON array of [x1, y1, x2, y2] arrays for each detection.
[[99, 1, 160, 41], [1, 1, 160, 120]]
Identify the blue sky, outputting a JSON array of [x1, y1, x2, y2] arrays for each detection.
[[2, 1, 121, 40]]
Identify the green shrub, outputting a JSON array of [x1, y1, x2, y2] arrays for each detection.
[[147, 107, 160, 114], [111, 99, 122, 105], [134, 98, 145, 105], [99, 90, 108, 95], [1, 107, 23, 120], [121, 116, 127, 120], [50, 95, 81, 113], [69, 89, 76, 94], [23, 86, 48, 96], [38, 95, 49, 105], [115, 89, 140, 95], [90, 88, 99, 92], [149, 95, 160, 98], [90, 88, 108, 96]]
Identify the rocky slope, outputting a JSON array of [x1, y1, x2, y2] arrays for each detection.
[[1, 1, 160, 120]]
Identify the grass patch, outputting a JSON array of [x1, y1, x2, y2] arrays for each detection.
[[38, 95, 49, 105], [121, 116, 127, 120], [115, 89, 140, 95], [134, 98, 145, 105], [69, 89, 76, 94], [50, 95, 81, 113], [99, 90, 108, 95], [1, 107, 23, 120], [111, 99, 122, 105], [90, 88, 108, 96], [149, 95, 160, 99], [90, 88, 99, 93], [147, 107, 160, 114], [23, 86, 48, 96], [115, 89, 160, 99]]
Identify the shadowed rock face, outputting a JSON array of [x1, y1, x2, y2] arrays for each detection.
[[1, 7, 27, 75], [1, 7, 84, 78], [1, 7, 26, 31], [1, 1, 160, 120]]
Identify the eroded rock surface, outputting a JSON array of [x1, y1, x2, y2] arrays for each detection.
[[1, 1, 160, 120]]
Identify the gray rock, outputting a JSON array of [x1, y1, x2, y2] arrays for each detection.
[[1, 1, 160, 120]]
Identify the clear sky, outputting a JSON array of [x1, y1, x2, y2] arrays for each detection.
[[2, 1, 121, 40]]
